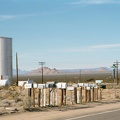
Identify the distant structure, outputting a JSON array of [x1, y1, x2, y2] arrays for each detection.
[[0, 37, 12, 82]]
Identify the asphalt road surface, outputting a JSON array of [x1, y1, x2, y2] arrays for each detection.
[[64, 109, 120, 120]]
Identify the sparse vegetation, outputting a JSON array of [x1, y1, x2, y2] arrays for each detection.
[[13, 72, 116, 84], [0, 72, 120, 116], [23, 96, 32, 110]]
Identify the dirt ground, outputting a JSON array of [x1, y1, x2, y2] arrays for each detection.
[[0, 84, 120, 120], [1, 100, 120, 120]]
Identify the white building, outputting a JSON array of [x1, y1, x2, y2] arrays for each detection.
[[0, 37, 12, 82]]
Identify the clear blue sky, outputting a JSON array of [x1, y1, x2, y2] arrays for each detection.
[[0, 0, 120, 70]]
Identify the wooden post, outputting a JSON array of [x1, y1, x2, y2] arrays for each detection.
[[85, 89, 87, 103], [74, 88, 77, 104], [100, 88, 102, 100], [50, 88, 52, 106], [53, 88, 55, 106], [28, 88, 32, 97], [1, 75, 3, 80], [60, 89, 63, 106], [80, 87, 82, 103], [87, 90, 89, 102], [96, 88, 98, 100], [71, 90, 73, 104], [56, 88, 58, 106], [48, 88, 50, 105], [94, 88, 96, 101], [43, 88, 46, 106], [38, 89, 41, 107], [33, 88, 35, 107], [88, 90, 91, 102], [64, 89, 66, 105], [92, 88, 94, 102], [90, 89, 91, 101], [41, 89, 43, 107], [77, 88, 80, 104]]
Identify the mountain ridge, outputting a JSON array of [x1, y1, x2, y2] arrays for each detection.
[[13, 66, 113, 75]]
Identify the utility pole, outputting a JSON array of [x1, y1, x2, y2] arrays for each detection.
[[113, 64, 116, 98], [114, 60, 120, 85], [79, 70, 81, 83], [39, 62, 45, 84], [16, 52, 18, 86]]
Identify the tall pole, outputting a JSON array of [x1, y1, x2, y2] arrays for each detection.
[[114, 60, 120, 85], [113, 66, 116, 98], [16, 52, 18, 86], [79, 70, 81, 83], [39, 62, 45, 84]]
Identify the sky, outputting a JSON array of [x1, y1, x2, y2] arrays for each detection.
[[0, 0, 120, 70]]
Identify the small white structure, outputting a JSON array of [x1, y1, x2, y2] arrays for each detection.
[[84, 83, 89, 87], [72, 84, 79, 88], [18, 81, 28, 86], [0, 37, 12, 82], [38, 84, 46, 89], [67, 86, 74, 91], [78, 83, 84, 87], [18, 79, 34, 87], [24, 83, 33, 89], [95, 80, 103, 84], [86, 87, 91, 90], [0, 79, 11, 86], [46, 81, 56, 88], [56, 82, 67, 89], [33, 83, 38, 88], [89, 83, 97, 87]]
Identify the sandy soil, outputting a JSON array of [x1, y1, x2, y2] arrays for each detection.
[[0, 85, 120, 120], [1, 100, 120, 120]]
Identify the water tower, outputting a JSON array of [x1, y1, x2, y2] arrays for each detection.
[[0, 37, 12, 81]]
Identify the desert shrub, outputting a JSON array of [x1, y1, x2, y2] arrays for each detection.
[[15, 97, 22, 103], [23, 96, 32, 110]]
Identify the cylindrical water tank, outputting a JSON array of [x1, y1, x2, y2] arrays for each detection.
[[0, 37, 12, 81]]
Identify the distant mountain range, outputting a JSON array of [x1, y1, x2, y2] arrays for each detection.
[[13, 67, 113, 76], [26, 67, 59, 75], [13, 69, 28, 75], [61, 67, 111, 72]]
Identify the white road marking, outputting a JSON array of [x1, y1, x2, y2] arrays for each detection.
[[64, 109, 120, 120]]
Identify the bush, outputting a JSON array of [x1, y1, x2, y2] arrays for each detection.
[[23, 97, 32, 110]]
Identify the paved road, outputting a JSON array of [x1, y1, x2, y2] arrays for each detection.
[[64, 109, 120, 120]]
